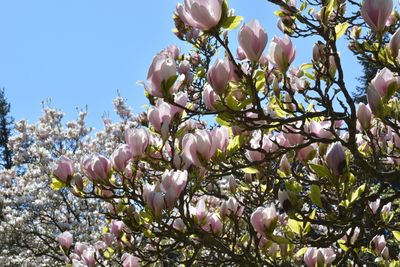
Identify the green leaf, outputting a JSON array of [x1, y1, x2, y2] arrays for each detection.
[[393, 231, 400, 242], [349, 184, 366, 203], [386, 81, 398, 101], [216, 116, 231, 127], [335, 22, 349, 39], [309, 163, 331, 178], [295, 247, 308, 257], [227, 135, 242, 154], [300, 63, 313, 71], [242, 167, 259, 174], [288, 219, 302, 235], [50, 177, 65, 191], [299, 1, 307, 11], [222, 15, 244, 30], [309, 185, 323, 208]]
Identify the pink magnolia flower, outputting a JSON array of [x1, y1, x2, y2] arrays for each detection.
[[147, 51, 178, 97], [182, 129, 216, 166], [308, 120, 334, 139], [268, 35, 296, 72], [203, 83, 219, 111], [53, 156, 74, 183], [304, 247, 336, 267], [122, 253, 140, 267], [238, 19, 268, 61], [166, 44, 180, 60], [125, 128, 151, 158], [357, 103, 372, 130], [390, 28, 400, 58], [367, 85, 384, 117], [177, 0, 223, 31], [369, 198, 381, 214], [370, 235, 387, 256], [110, 220, 124, 237], [111, 144, 132, 172], [207, 58, 231, 95], [143, 184, 165, 217], [81, 155, 111, 183], [160, 169, 188, 209], [202, 213, 223, 234], [58, 231, 73, 250], [148, 101, 175, 139], [361, 0, 393, 32], [211, 126, 229, 152], [326, 142, 346, 176], [371, 67, 397, 98], [250, 205, 277, 235]]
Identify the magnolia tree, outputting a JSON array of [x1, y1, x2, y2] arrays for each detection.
[[0, 98, 139, 266], [40, 0, 400, 265]]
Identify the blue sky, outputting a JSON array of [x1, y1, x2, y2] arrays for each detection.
[[1, 0, 362, 129]]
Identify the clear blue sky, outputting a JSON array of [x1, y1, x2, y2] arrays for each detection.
[[1, 0, 362, 129]]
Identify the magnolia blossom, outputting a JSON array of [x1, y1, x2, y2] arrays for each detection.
[[326, 142, 346, 176], [203, 83, 219, 110], [238, 19, 268, 61], [110, 144, 132, 172], [177, 0, 223, 31], [58, 231, 73, 250], [361, 0, 393, 32], [268, 35, 296, 72], [160, 169, 188, 209], [146, 50, 178, 97], [125, 128, 151, 158], [182, 129, 217, 166], [371, 67, 397, 98], [357, 103, 372, 130], [304, 247, 336, 267], [122, 253, 140, 267], [250, 205, 277, 234], [53, 156, 74, 183], [81, 155, 112, 183], [207, 58, 231, 95], [389, 28, 400, 58]]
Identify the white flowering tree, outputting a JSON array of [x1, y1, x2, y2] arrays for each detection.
[[0, 98, 139, 266]]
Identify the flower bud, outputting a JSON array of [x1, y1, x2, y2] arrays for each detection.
[[82, 155, 111, 183], [371, 67, 398, 98], [357, 103, 372, 130], [160, 170, 188, 209], [389, 28, 400, 58], [369, 198, 380, 214], [238, 19, 268, 61], [53, 156, 74, 183], [111, 144, 132, 172], [203, 84, 219, 111], [176, 0, 223, 31], [268, 35, 296, 72], [147, 51, 177, 98], [207, 58, 231, 95], [182, 129, 216, 167], [125, 128, 150, 158], [166, 44, 180, 60], [250, 205, 277, 235], [211, 126, 229, 152], [58, 231, 73, 250], [122, 253, 140, 267], [361, 0, 393, 32], [367, 84, 384, 117], [304, 247, 336, 267], [178, 59, 191, 74], [325, 142, 346, 176]]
